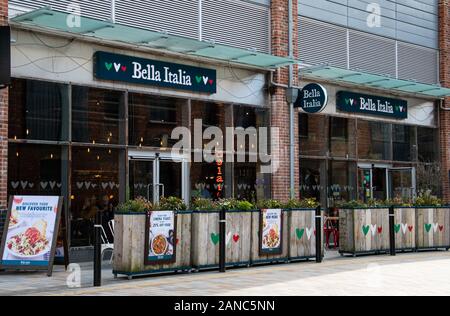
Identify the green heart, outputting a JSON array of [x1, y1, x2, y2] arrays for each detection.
[[195, 76, 202, 84], [296, 228, 305, 240], [394, 224, 401, 234], [345, 98, 350, 105], [425, 224, 432, 233], [211, 233, 220, 245], [362, 225, 370, 236], [105, 62, 113, 71]]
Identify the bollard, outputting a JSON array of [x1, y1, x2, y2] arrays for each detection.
[[94, 211, 102, 286], [219, 209, 226, 273], [389, 206, 396, 256], [315, 206, 323, 263]]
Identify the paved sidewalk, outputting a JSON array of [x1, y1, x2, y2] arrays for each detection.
[[1, 251, 450, 296]]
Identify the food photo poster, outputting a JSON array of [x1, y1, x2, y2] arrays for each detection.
[[0, 196, 63, 269], [145, 211, 177, 265], [260, 209, 283, 255]]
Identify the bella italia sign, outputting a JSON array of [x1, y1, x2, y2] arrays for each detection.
[[337, 91, 408, 120], [94, 51, 217, 94]]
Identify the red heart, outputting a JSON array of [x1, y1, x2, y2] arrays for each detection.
[[13, 198, 23, 204], [314, 230, 316, 236], [176, 238, 180, 245], [439, 225, 444, 232], [408, 226, 414, 232], [233, 234, 240, 243], [209, 79, 214, 85], [121, 66, 127, 72], [378, 227, 383, 234]]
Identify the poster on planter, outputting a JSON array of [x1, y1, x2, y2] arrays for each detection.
[[260, 209, 283, 255], [145, 211, 177, 265], [0, 196, 63, 273]]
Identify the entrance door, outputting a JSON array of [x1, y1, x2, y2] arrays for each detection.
[[389, 168, 416, 201], [129, 150, 189, 204]]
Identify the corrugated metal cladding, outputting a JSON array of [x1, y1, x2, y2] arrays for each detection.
[[202, 0, 270, 53], [10, 0, 270, 53], [349, 30, 397, 78], [298, 17, 348, 68], [298, 0, 439, 49], [398, 42, 438, 84], [9, 0, 112, 20]]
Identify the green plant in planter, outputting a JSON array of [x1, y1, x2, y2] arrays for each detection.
[[414, 190, 443, 207], [336, 200, 368, 209], [385, 197, 413, 207], [284, 198, 319, 209], [217, 198, 239, 211], [191, 198, 218, 211], [156, 196, 187, 211], [116, 197, 153, 213], [235, 200, 255, 211], [256, 199, 283, 209]]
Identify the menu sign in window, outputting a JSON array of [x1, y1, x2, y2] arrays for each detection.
[[144, 211, 177, 265], [260, 209, 283, 255], [337, 91, 408, 120], [0, 196, 63, 274]]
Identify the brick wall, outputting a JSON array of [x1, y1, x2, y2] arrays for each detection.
[[270, 0, 300, 202], [0, 0, 8, 239], [439, 0, 450, 202]]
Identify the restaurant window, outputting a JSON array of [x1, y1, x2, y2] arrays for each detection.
[[329, 161, 357, 206], [330, 117, 356, 158], [72, 86, 123, 144], [358, 120, 391, 161], [393, 124, 416, 162], [300, 159, 326, 206], [129, 94, 187, 148], [299, 115, 328, 157], [299, 113, 308, 138], [71, 147, 119, 247], [191, 162, 232, 200], [418, 127, 438, 163], [8, 143, 62, 196], [9, 79, 66, 141]]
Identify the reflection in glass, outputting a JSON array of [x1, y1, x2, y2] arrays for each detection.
[[72, 86, 122, 144], [8, 143, 61, 196], [299, 115, 328, 156], [330, 117, 356, 158], [300, 159, 326, 206], [130, 160, 154, 201], [9, 79, 65, 141], [393, 125, 416, 162], [418, 127, 438, 163], [358, 120, 391, 160], [329, 162, 356, 205]]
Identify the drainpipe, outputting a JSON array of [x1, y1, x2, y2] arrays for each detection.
[[288, 0, 295, 200]]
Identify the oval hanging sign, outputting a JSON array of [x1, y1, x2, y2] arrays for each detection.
[[295, 83, 328, 114]]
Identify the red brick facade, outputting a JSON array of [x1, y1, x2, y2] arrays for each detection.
[[270, 0, 300, 202], [439, 0, 450, 202], [0, 0, 8, 210]]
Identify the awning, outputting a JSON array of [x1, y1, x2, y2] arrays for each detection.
[[10, 8, 300, 70], [300, 65, 450, 99]]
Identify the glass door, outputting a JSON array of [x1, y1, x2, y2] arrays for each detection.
[[389, 168, 416, 201], [358, 168, 373, 203], [130, 160, 155, 201]]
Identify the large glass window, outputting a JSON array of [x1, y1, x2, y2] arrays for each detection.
[[299, 115, 328, 156], [70, 147, 119, 246], [8, 144, 62, 196], [9, 79, 66, 141], [393, 124, 417, 162], [330, 117, 356, 158], [72, 86, 123, 144], [358, 120, 391, 160], [329, 161, 357, 205], [129, 94, 187, 148], [418, 127, 438, 163], [300, 159, 326, 206]]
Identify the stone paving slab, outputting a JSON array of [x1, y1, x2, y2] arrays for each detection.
[[1, 251, 450, 296]]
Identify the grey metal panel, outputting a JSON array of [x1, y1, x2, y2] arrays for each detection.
[[349, 30, 397, 77], [348, 17, 396, 38], [397, 29, 438, 50], [298, 3, 348, 26], [298, 17, 348, 68], [398, 42, 438, 84], [397, 3, 438, 25], [397, 20, 438, 41], [9, 0, 112, 20], [202, 0, 270, 53], [396, 11, 437, 31], [349, 0, 396, 16], [115, 0, 199, 39], [396, 0, 438, 15]]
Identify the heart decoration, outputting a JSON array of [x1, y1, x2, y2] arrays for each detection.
[[377, 226, 383, 234], [425, 224, 432, 233], [363, 225, 370, 236], [408, 225, 414, 232], [105, 62, 113, 71], [439, 225, 444, 232], [296, 228, 305, 240], [433, 223, 439, 233], [195, 76, 202, 84], [401, 224, 408, 235], [11, 182, 20, 189], [370, 225, 377, 236], [226, 232, 232, 246], [306, 228, 314, 240], [209, 79, 214, 85], [13, 197, 23, 204], [211, 233, 220, 245], [394, 224, 401, 234], [233, 234, 240, 243], [176, 238, 180, 245], [121, 66, 127, 72]]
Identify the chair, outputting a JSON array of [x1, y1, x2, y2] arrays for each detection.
[[100, 225, 114, 263]]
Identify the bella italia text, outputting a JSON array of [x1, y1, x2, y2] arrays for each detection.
[[132, 62, 192, 86]]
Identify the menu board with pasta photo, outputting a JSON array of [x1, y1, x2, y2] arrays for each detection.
[[260, 209, 283, 255], [144, 211, 177, 265]]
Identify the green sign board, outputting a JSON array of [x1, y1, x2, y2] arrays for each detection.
[[337, 91, 408, 119], [94, 51, 217, 94]]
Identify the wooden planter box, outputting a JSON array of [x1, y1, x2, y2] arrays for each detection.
[[287, 209, 323, 261], [416, 207, 450, 250], [113, 211, 192, 278], [393, 208, 416, 251], [339, 208, 390, 256], [191, 210, 253, 269], [250, 210, 289, 264]]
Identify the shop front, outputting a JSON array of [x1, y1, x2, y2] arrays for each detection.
[[5, 8, 297, 252]]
